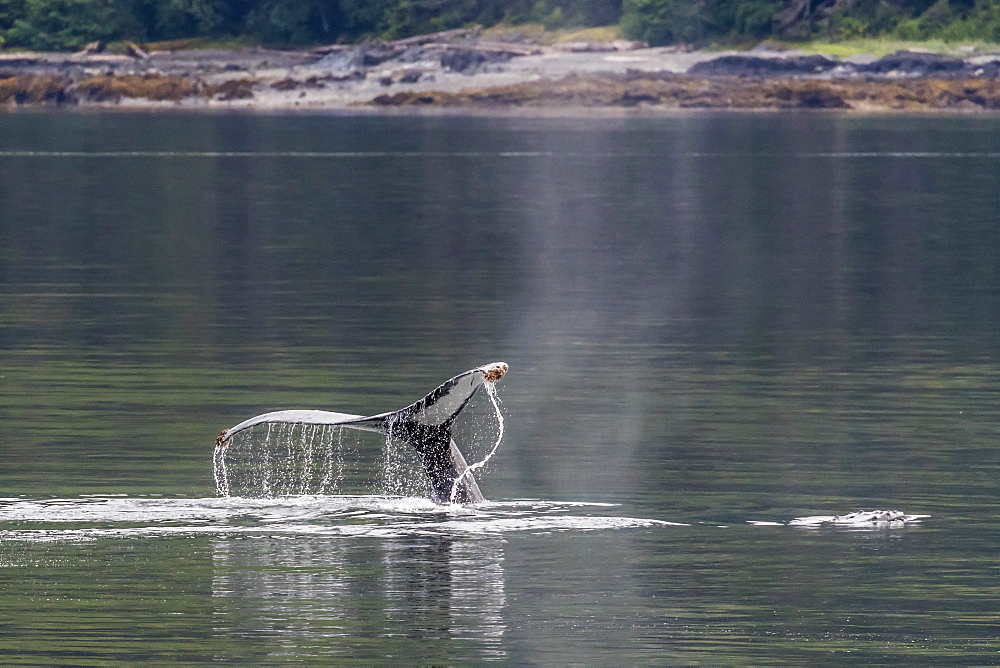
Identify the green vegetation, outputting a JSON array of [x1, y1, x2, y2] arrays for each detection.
[[803, 36, 997, 57], [0, 0, 999, 51], [481, 22, 623, 45]]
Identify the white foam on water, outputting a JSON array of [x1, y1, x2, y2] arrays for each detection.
[[0, 496, 678, 542], [746, 509, 930, 528], [5, 496, 929, 542], [788, 510, 930, 528]]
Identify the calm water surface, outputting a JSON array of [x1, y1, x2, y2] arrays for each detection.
[[2, 111, 1000, 663]]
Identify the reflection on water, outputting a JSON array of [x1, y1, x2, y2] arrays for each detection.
[[212, 534, 507, 660], [0, 492, 984, 663], [0, 493, 656, 660]]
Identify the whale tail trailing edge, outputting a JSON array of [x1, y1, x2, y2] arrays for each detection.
[[215, 362, 509, 504]]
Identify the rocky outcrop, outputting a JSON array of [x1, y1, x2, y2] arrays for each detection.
[[439, 47, 511, 73], [688, 50, 1000, 80], [314, 39, 532, 77], [371, 71, 1000, 111], [2, 38, 1000, 111], [0, 71, 269, 105], [688, 54, 841, 77]]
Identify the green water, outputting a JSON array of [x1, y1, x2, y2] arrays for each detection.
[[2, 111, 1000, 663]]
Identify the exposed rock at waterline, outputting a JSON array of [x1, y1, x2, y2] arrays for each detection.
[[0, 74, 75, 104], [3, 37, 1000, 111], [688, 54, 841, 77], [371, 71, 1000, 111], [688, 50, 1000, 80], [0, 71, 269, 105]]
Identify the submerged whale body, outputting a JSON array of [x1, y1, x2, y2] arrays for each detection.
[[215, 362, 509, 504]]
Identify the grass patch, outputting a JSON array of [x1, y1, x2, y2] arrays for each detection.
[[481, 23, 622, 45], [800, 38, 1000, 57], [554, 26, 624, 43], [141, 36, 259, 52]]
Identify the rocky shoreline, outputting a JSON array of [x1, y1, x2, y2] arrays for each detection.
[[4, 36, 1000, 112]]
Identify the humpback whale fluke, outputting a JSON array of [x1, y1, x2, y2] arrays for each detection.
[[215, 362, 509, 504]]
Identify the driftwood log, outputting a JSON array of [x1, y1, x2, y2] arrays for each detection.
[[309, 27, 483, 56]]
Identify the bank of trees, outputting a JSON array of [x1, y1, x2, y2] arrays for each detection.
[[1, 0, 999, 51]]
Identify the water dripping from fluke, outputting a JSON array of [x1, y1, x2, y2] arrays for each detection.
[[212, 444, 230, 497], [214, 362, 509, 504], [449, 380, 504, 504]]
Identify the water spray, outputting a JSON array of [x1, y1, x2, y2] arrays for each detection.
[[213, 362, 509, 504], [449, 381, 505, 504]]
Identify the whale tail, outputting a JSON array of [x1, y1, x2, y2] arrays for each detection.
[[215, 362, 509, 504]]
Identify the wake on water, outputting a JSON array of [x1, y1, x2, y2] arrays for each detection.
[[0, 496, 678, 543], [0, 493, 929, 543]]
